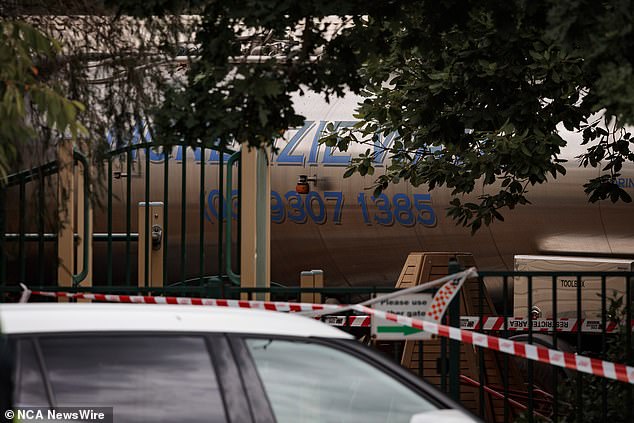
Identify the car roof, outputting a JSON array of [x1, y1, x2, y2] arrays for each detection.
[[0, 303, 353, 339]]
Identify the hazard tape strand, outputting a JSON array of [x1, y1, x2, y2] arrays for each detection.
[[29, 267, 476, 316], [323, 315, 626, 333], [351, 304, 634, 385], [27, 289, 634, 385], [30, 290, 344, 313]]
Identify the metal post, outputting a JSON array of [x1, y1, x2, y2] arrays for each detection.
[[199, 147, 205, 285], [0, 187, 5, 285], [163, 147, 169, 286], [107, 158, 113, 286], [218, 146, 224, 296], [300, 271, 314, 304], [72, 151, 90, 287], [627, 276, 632, 422], [37, 179, 45, 285], [300, 270, 324, 304], [528, 275, 534, 423], [57, 141, 74, 290], [312, 269, 323, 304], [138, 202, 164, 288], [76, 156, 93, 290], [447, 258, 461, 401], [552, 275, 558, 422], [18, 177, 25, 283], [576, 275, 582, 423], [125, 149, 132, 286], [181, 147, 187, 284], [239, 146, 270, 301]]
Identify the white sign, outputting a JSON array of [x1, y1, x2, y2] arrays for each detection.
[[371, 294, 433, 340]]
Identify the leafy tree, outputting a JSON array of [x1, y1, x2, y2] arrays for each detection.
[[0, 20, 86, 183], [131, 2, 378, 150], [100, 1, 634, 230], [322, 1, 634, 232], [2, 2, 193, 195]]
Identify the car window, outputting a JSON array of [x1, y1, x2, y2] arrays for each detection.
[[38, 335, 227, 423], [13, 339, 49, 407], [246, 339, 438, 423]]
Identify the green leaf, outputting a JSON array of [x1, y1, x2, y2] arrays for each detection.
[[343, 168, 355, 178]]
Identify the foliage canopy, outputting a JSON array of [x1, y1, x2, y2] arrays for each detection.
[[0, 20, 86, 183], [1, 1, 191, 193], [10, 0, 634, 230]]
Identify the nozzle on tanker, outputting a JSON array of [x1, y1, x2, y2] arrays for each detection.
[[296, 174, 317, 194]]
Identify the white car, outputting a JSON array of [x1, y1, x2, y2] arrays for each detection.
[[0, 303, 478, 423]]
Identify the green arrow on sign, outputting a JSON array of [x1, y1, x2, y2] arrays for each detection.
[[377, 326, 423, 336]]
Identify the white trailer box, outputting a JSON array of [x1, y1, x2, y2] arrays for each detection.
[[513, 255, 634, 319]]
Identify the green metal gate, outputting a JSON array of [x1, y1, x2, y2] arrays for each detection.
[[0, 140, 242, 296]]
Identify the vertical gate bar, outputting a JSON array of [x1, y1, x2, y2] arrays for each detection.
[[552, 275, 558, 423], [218, 146, 224, 295], [478, 275, 484, 418], [576, 275, 582, 423], [627, 276, 632, 422], [418, 340, 423, 379], [19, 177, 26, 283], [440, 325, 447, 393], [0, 187, 5, 285], [37, 177, 45, 285], [125, 149, 132, 285], [107, 158, 113, 286], [163, 147, 169, 285], [237, 156, 241, 275], [448, 260, 460, 400], [199, 147, 205, 285], [503, 276, 509, 423], [144, 145, 150, 288], [181, 146, 187, 284], [601, 276, 607, 423], [527, 275, 534, 423]]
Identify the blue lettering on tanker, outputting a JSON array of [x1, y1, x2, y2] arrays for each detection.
[[617, 177, 634, 189], [207, 148, 233, 162], [274, 121, 313, 165], [105, 121, 438, 227], [205, 190, 437, 228], [307, 121, 326, 165], [107, 120, 400, 166]]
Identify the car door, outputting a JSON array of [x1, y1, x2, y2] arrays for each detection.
[[10, 333, 253, 423], [229, 334, 471, 423]]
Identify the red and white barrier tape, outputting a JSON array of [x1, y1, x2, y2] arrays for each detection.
[[350, 304, 634, 385], [30, 291, 344, 313], [324, 315, 626, 333], [29, 268, 477, 319], [27, 288, 634, 385], [462, 316, 624, 333], [323, 315, 372, 327], [34, 292, 624, 333]]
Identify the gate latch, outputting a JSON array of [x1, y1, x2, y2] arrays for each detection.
[[151, 225, 163, 250]]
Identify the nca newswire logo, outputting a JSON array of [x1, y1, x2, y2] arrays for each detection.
[[5, 407, 113, 422]]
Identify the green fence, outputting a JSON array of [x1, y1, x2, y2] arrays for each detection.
[[0, 141, 242, 294], [0, 150, 91, 286], [1, 142, 634, 422]]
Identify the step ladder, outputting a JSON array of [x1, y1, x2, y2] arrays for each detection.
[[397, 252, 526, 422]]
